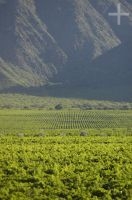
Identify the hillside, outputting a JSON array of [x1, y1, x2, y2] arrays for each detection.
[[0, 0, 67, 87], [0, 0, 132, 99]]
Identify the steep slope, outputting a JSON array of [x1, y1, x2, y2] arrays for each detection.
[[0, 0, 67, 88], [90, 0, 132, 41], [0, 59, 15, 89], [79, 41, 132, 88], [36, 0, 120, 61], [0, 0, 132, 93], [35, 0, 132, 85]]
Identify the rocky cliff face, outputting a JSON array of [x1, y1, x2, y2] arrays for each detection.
[[0, 0, 132, 89], [0, 0, 67, 88]]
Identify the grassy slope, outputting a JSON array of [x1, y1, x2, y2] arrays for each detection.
[[0, 93, 132, 110]]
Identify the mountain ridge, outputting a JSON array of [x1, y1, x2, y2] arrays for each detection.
[[0, 0, 132, 98]]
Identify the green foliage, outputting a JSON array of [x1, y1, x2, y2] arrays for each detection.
[[0, 136, 131, 199], [0, 108, 131, 199]]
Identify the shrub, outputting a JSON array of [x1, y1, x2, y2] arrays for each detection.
[[55, 104, 63, 110]]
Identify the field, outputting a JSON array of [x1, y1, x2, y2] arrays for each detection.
[[0, 109, 132, 199], [0, 135, 132, 199], [0, 110, 132, 135]]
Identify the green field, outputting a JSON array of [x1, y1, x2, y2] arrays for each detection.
[[0, 109, 132, 199], [0, 136, 132, 199], [0, 110, 132, 135]]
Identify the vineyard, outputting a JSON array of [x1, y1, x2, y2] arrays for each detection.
[[0, 110, 132, 134], [0, 109, 132, 199], [0, 136, 132, 199]]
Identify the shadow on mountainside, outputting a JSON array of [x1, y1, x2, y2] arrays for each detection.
[[1, 41, 132, 102]]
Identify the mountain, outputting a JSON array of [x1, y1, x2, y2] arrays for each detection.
[[0, 0, 67, 88], [0, 0, 132, 96]]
